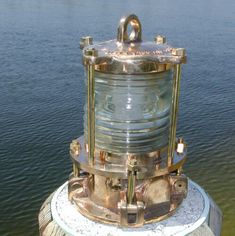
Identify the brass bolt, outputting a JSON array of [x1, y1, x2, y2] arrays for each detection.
[[80, 36, 93, 49], [154, 35, 166, 44], [172, 48, 186, 56]]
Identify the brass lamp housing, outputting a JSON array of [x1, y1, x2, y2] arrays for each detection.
[[68, 14, 188, 227]]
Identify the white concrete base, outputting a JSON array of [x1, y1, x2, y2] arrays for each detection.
[[38, 179, 222, 236]]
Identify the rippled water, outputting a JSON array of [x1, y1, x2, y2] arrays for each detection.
[[0, 0, 234, 235]]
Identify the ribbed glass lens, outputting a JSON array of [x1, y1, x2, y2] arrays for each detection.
[[84, 70, 172, 155]]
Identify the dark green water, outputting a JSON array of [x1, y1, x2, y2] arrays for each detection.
[[0, 0, 234, 235]]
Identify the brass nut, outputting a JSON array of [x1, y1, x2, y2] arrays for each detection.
[[129, 159, 137, 166], [80, 36, 93, 49], [154, 35, 166, 44], [172, 48, 186, 56], [70, 140, 81, 156], [128, 158, 139, 172], [84, 48, 98, 57]]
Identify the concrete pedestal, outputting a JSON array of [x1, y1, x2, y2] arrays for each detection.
[[38, 179, 222, 236]]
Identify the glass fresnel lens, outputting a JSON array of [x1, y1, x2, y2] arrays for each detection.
[[69, 14, 187, 227]]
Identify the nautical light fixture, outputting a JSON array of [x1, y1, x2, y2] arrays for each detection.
[[69, 14, 187, 227]]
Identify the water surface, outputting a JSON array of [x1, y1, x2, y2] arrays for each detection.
[[0, 0, 234, 235]]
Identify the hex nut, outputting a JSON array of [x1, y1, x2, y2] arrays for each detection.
[[172, 48, 186, 56], [70, 140, 81, 156], [155, 35, 166, 44], [80, 36, 93, 49]]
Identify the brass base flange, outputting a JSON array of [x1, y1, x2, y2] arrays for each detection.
[[69, 135, 188, 227], [68, 173, 187, 227]]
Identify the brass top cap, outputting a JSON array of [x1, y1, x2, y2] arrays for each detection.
[[82, 14, 186, 74]]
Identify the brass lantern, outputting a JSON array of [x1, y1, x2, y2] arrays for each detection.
[[69, 14, 187, 227]]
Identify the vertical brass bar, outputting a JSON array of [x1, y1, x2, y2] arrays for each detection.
[[73, 163, 80, 177], [127, 171, 136, 204], [87, 50, 96, 165], [168, 64, 182, 167], [127, 159, 137, 204]]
